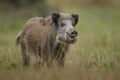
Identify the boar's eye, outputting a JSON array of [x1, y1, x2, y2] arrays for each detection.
[[60, 23, 66, 27]]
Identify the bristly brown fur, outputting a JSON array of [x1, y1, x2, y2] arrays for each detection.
[[16, 13, 77, 67]]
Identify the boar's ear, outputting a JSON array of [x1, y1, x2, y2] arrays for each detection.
[[72, 14, 79, 26], [52, 13, 60, 26]]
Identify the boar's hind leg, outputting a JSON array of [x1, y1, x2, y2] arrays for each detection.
[[21, 43, 30, 66], [34, 46, 42, 67]]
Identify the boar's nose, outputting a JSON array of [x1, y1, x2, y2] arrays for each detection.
[[71, 31, 78, 37]]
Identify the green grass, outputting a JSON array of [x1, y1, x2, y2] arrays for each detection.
[[0, 7, 120, 80]]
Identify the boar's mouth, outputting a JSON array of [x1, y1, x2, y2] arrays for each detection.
[[66, 32, 77, 43], [57, 33, 77, 44]]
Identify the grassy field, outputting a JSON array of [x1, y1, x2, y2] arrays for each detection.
[[0, 7, 120, 80]]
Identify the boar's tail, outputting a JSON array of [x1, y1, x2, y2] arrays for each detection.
[[16, 31, 22, 46]]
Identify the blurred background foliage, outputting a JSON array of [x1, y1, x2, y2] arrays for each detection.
[[0, 0, 120, 14], [0, 0, 120, 8], [0, 0, 120, 31], [0, 0, 120, 7]]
